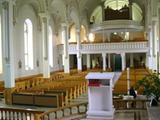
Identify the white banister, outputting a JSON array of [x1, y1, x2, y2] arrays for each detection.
[[58, 41, 148, 54]]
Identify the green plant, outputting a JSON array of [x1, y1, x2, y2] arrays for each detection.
[[136, 73, 160, 99]]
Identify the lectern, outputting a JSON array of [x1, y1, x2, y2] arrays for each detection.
[[85, 72, 121, 120]]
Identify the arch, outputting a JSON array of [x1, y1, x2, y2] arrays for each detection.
[[90, 0, 143, 22], [16, 0, 41, 18], [50, 0, 66, 23], [70, 8, 80, 27], [69, 24, 76, 43], [90, 6, 102, 24], [104, 0, 129, 10], [69, 24, 88, 43], [24, 18, 33, 70]]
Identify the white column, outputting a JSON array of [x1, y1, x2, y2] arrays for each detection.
[[2, 0, 15, 88], [152, 21, 157, 71], [87, 54, 90, 69], [102, 52, 106, 71], [39, 13, 50, 78], [127, 67, 130, 95], [130, 53, 134, 67], [129, 0, 133, 20], [101, 2, 105, 21], [62, 23, 70, 73], [145, 53, 149, 68], [148, 27, 153, 70], [121, 53, 126, 71], [2, 0, 16, 104], [76, 28, 82, 71], [108, 54, 111, 68]]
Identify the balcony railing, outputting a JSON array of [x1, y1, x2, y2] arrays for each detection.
[[58, 41, 148, 54], [90, 20, 144, 32]]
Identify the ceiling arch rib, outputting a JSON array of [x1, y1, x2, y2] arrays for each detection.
[[50, 0, 66, 23], [16, 0, 41, 16]]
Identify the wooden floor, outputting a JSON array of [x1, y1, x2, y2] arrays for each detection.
[[114, 110, 148, 120], [76, 110, 148, 120]]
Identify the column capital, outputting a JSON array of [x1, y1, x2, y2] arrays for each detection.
[[102, 52, 106, 57], [128, 0, 133, 4], [39, 12, 50, 19], [61, 23, 69, 28], [2, 1, 8, 9], [1, 0, 15, 9], [121, 52, 125, 57]]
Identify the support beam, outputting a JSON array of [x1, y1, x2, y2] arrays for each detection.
[[2, 0, 15, 104], [108, 54, 111, 69], [39, 13, 50, 78], [102, 52, 106, 71], [129, 0, 133, 20], [87, 54, 90, 69], [121, 53, 126, 71], [76, 28, 82, 71], [62, 23, 70, 73]]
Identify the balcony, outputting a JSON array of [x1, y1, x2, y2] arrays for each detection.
[[90, 20, 144, 32], [58, 41, 148, 54]]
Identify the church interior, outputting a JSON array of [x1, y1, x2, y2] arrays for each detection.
[[0, 0, 160, 119]]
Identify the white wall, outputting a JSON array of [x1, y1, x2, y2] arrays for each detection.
[[0, 5, 2, 80], [14, 5, 41, 78], [0, 3, 62, 80]]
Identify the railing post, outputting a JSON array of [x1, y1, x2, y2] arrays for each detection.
[[35, 113, 41, 120]]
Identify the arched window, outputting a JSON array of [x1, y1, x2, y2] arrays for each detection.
[[0, 16, 2, 73], [24, 19, 33, 70], [49, 26, 53, 67]]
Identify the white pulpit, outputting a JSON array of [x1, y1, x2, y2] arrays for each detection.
[[85, 72, 121, 120]]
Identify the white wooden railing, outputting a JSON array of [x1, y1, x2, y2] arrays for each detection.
[[58, 41, 148, 54]]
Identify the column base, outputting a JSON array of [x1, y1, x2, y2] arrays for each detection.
[[4, 88, 15, 105], [87, 109, 115, 120]]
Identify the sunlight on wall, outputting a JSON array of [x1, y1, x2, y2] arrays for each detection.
[[69, 24, 76, 43], [81, 25, 87, 42], [24, 19, 33, 70], [69, 25, 87, 43]]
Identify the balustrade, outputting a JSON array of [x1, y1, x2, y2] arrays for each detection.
[[58, 41, 148, 54], [40, 102, 88, 120], [0, 107, 43, 120]]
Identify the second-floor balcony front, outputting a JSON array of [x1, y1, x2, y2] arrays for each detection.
[[90, 20, 144, 32], [58, 41, 148, 55]]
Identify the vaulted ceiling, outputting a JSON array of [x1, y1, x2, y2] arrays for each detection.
[[14, 0, 148, 27]]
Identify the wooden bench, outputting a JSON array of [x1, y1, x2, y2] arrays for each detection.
[[12, 92, 63, 108]]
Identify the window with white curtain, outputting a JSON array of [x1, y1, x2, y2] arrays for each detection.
[[49, 26, 53, 67], [24, 19, 33, 70], [0, 16, 2, 73]]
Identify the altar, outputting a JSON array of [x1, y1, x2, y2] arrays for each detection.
[[85, 72, 121, 120]]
